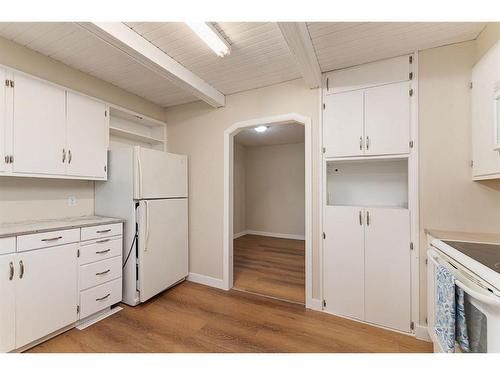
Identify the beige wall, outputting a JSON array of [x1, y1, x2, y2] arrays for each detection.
[[233, 143, 247, 235], [0, 36, 164, 223], [165, 79, 320, 295], [245, 143, 305, 236], [418, 36, 500, 324]]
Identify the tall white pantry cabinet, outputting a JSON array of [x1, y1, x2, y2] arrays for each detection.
[[322, 54, 417, 334]]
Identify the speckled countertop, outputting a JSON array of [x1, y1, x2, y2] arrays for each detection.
[[425, 228, 500, 245], [0, 216, 124, 238]]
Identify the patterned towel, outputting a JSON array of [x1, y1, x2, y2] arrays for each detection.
[[455, 286, 470, 352], [435, 265, 456, 352]]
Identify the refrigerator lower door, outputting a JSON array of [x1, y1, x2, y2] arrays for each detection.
[[137, 198, 188, 303], [134, 147, 188, 200]]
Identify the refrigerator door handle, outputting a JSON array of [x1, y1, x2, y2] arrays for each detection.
[[144, 200, 150, 252]]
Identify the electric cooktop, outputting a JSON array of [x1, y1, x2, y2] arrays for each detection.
[[444, 241, 500, 274]]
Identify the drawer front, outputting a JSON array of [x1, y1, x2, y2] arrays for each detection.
[[79, 278, 122, 319], [81, 223, 122, 241], [79, 256, 122, 291], [79, 238, 122, 265], [17, 228, 80, 252], [0, 237, 16, 255]]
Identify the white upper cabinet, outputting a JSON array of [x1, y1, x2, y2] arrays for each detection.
[[0, 67, 109, 181], [364, 81, 410, 156], [66, 92, 108, 179], [323, 55, 412, 158], [323, 90, 364, 158], [12, 72, 66, 176], [471, 41, 500, 179]]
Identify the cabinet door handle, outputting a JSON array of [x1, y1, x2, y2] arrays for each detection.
[[359, 211, 363, 226], [9, 262, 14, 281], [96, 239, 110, 243], [359, 136, 363, 150], [19, 260, 24, 279], [366, 211, 370, 226], [96, 249, 111, 254], [96, 293, 110, 302], [41, 236, 62, 242], [96, 269, 110, 276], [68, 149, 72, 164], [366, 136, 370, 150], [62, 149, 66, 163], [96, 229, 111, 234]]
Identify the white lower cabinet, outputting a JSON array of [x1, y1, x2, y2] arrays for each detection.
[[0, 253, 16, 352], [324, 206, 411, 332], [15, 244, 78, 348]]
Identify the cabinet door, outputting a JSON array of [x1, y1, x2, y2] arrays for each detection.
[[323, 206, 365, 320], [323, 91, 364, 157], [12, 72, 66, 175], [15, 243, 78, 348], [66, 92, 108, 179], [364, 208, 411, 332], [0, 254, 16, 352], [364, 81, 410, 156]]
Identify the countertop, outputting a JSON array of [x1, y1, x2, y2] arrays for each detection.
[[425, 228, 500, 245], [0, 215, 124, 238]]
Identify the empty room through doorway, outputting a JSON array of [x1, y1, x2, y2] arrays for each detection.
[[233, 123, 305, 304]]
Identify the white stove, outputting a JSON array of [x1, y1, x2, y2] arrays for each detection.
[[427, 238, 500, 353]]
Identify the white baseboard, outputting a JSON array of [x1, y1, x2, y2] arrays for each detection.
[[306, 298, 323, 311], [415, 324, 431, 342], [233, 230, 248, 239], [244, 229, 305, 241], [187, 272, 225, 290]]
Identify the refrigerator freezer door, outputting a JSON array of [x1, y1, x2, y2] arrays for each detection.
[[134, 146, 188, 199], [137, 199, 188, 303]]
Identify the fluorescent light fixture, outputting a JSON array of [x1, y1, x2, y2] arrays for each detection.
[[254, 125, 268, 133], [186, 22, 230, 57]]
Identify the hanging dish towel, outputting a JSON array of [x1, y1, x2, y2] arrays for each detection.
[[435, 265, 456, 353], [455, 286, 470, 352]]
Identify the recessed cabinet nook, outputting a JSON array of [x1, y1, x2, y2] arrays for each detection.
[[322, 54, 418, 334]]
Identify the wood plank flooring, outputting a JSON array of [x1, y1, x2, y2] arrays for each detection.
[[28, 281, 432, 353], [233, 234, 305, 303]]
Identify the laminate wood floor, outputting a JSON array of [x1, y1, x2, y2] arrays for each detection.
[[29, 281, 432, 353], [233, 235, 305, 303]]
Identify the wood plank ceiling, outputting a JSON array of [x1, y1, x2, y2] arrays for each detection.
[[0, 22, 487, 108]]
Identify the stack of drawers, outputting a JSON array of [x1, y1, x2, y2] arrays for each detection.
[[78, 223, 123, 320]]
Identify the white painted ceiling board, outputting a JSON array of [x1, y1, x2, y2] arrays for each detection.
[[235, 124, 305, 147], [307, 22, 486, 72]]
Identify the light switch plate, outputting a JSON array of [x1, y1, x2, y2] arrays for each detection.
[[68, 196, 77, 206]]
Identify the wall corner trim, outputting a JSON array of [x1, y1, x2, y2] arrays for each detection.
[[306, 298, 323, 311], [187, 273, 227, 290], [414, 324, 431, 342]]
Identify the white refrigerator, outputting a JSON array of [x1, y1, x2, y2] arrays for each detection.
[[95, 146, 188, 306]]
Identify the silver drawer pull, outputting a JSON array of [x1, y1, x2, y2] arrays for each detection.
[[96, 293, 110, 301], [96, 249, 111, 254], [9, 262, 14, 281], [19, 260, 24, 279], [96, 239, 110, 243], [41, 236, 62, 242], [96, 269, 111, 276], [96, 229, 111, 234]]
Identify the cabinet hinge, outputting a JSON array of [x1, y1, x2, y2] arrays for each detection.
[[409, 88, 414, 97], [104, 165, 107, 172], [4, 155, 8, 164], [104, 110, 108, 117], [9, 155, 13, 163], [409, 55, 413, 64], [322, 147, 326, 154], [409, 140, 414, 148], [5, 79, 9, 87], [470, 160, 474, 168], [322, 232, 326, 239], [322, 103, 325, 110], [77, 249, 80, 258], [77, 305, 80, 314], [323, 300, 327, 308], [425, 258, 428, 265], [10, 80, 14, 88], [410, 321, 415, 331], [409, 72, 413, 80], [410, 242, 414, 250], [425, 317, 428, 325], [469, 82, 473, 89]]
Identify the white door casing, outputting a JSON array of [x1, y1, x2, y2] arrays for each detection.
[[0, 254, 16, 352]]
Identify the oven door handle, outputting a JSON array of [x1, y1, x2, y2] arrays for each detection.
[[455, 280, 500, 308]]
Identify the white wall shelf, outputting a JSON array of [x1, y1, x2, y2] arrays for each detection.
[[109, 127, 164, 145]]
